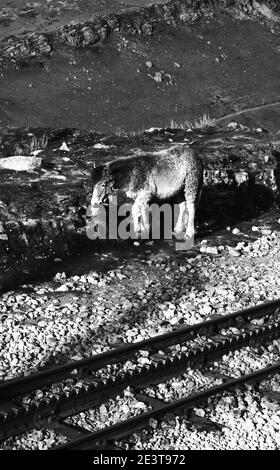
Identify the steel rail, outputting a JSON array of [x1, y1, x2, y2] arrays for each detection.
[[1, 320, 280, 441], [0, 298, 279, 400], [54, 362, 280, 450]]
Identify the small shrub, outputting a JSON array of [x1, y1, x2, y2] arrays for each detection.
[[13, 133, 49, 156], [13, 144, 24, 156], [192, 113, 216, 129]]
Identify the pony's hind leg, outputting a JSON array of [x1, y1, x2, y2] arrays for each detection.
[[185, 198, 195, 239], [183, 156, 202, 240]]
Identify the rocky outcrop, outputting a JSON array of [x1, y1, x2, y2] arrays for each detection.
[[1, 1, 280, 62], [0, 125, 279, 275], [1, 33, 52, 60], [54, 19, 110, 49]]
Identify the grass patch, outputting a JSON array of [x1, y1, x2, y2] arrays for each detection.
[[29, 134, 48, 153], [115, 127, 127, 137], [114, 127, 145, 137], [169, 113, 217, 130]]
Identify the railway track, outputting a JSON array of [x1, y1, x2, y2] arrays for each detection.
[[1, 299, 280, 450]]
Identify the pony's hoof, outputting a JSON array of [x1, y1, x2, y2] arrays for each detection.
[[185, 229, 195, 240], [173, 227, 184, 236]]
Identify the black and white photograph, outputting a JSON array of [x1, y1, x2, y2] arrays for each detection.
[[1, 0, 280, 457]]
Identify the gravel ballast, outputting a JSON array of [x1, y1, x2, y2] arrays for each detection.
[[1, 212, 280, 450]]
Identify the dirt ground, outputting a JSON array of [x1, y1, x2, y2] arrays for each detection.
[[1, 17, 280, 133], [1, 1, 280, 133]]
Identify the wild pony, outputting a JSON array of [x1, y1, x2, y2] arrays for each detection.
[[90, 144, 203, 239]]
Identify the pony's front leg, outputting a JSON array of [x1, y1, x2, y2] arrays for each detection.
[[174, 201, 186, 235], [131, 190, 150, 236]]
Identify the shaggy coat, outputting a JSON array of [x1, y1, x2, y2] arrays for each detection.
[[91, 145, 203, 238]]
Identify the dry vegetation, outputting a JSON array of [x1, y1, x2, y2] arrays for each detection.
[[114, 114, 217, 136], [169, 113, 217, 131]]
